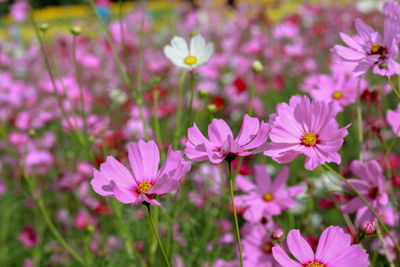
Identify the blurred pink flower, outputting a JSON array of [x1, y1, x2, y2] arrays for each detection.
[[10, 0, 29, 22], [341, 160, 388, 224], [18, 226, 38, 248], [91, 140, 191, 206], [241, 223, 278, 267], [386, 103, 400, 136], [265, 95, 350, 170], [235, 165, 304, 222], [334, 18, 400, 77], [272, 226, 369, 266], [185, 114, 270, 164]]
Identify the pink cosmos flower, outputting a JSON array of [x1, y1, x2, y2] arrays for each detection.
[[241, 223, 278, 267], [272, 225, 370, 266], [383, 1, 400, 41], [264, 95, 350, 170], [91, 140, 191, 206], [235, 165, 304, 222], [185, 114, 270, 164], [387, 103, 400, 136], [334, 18, 400, 77], [18, 226, 39, 248], [341, 160, 388, 224], [301, 63, 368, 111]]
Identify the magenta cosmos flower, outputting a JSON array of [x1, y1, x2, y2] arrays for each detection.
[[272, 226, 370, 267], [334, 18, 400, 77], [341, 160, 388, 224], [185, 114, 270, 164], [387, 103, 400, 136], [91, 140, 191, 206], [264, 95, 350, 170], [235, 165, 304, 222]]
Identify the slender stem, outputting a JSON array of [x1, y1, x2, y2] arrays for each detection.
[[118, 0, 129, 69], [356, 78, 363, 162], [186, 71, 195, 129], [388, 77, 400, 100], [249, 76, 255, 116], [227, 161, 243, 267], [152, 90, 164, 161], [146, 205, 170, 267], [173, 71, 187, 149], [72, 34, 88, 137], [323, 163, 400, 253], [376, 225, 395, 267]]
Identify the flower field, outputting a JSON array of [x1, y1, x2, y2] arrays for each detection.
[[1, 0, 400, 266]]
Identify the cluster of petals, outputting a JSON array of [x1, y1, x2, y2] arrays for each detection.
[[163, 34, 214, 70], [386, 103, 400, 136], [341, 160, 388, 224], [272, 225, 370, 266], [265, 95, 350, 170], [334, 18, 400, 77], [235, 165, 304, 222], [185, 114, 270, 164], [91, 140, 191, 206]]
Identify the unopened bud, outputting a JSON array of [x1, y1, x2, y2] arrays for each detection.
[[39, 23, 49, 32], [70, 26, 82, 36], [360, 220, 375, 235], [198, 89, 208, 98], [28, 129, 36, 137], [87, 225, 95, 233], [207, 104, 217, 114], [251, 60, 263, 74], [271, 228, 285, 241]]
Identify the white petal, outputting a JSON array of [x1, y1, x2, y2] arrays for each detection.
[[171, 36, 189, 58], [190, 34, 206, 56], [164, 45, 185, 67], [196, 43, 214, 67]]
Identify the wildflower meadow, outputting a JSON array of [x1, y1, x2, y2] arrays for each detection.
[[2, 0, 400, 266]]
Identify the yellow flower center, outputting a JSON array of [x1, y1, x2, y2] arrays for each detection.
[[332, 91, 343, 99], [137, 181, 152, 194], [184, 56, 197, 65], [263, 242, 273, 253], [306, 262, 324, 267], [263, 192, 274, 202], [301, 132, 317, 146], [370, 43, 384, 55]]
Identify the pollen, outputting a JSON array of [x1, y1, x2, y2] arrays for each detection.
[[137, 181, 152, 194], [262, 242, 273, 253], [184, 56, 197, 65], [370, 43, 384, 55], [301, 132, 317, 146], [306, 263, 324, 267], [263, 192, 274, 202], [332, 91, 343, 99]]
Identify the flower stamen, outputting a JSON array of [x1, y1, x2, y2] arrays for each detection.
[[262, 242, 273, 253], [263, 192, 274, 202], [332, 91, 343, 99], [184, 56, 197, 65], [306, 262, 324, 267], [301, 132, 317, 146], [370, 43, 385, 55], [137, 181, 152, 194]]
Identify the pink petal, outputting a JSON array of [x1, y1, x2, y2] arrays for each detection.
[[254, 164, 271, 192], [235, 114, 260, 146], [315, 226, 351, 263], [287, 229, 315, 263], [272, 245, 302, 267], [207, 119, 233, 145], [128, 140, 160, 183]]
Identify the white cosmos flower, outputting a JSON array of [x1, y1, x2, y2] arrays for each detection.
[[163, 34, 214, 70]]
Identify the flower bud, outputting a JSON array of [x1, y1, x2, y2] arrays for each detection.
[[207, 104, 217, 114], [198, 89, 208, 98], [271, 228, 285, 241], [251, 60, 263, 74], [360, 220, 375, 235], [39, 23, 49, 32], [70, 26, 82, 36]]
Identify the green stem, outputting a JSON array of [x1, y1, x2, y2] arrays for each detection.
[[323, 163, 400, 253], [146, 205, 170, 267], [249, 77, 255, 116], [186, 71, 195, 129], [376, 225, 395, 267], [173, 71, 187, 149], [153, 90, 164, 161], [356, 78, 363, 162], [388, 77, 400, 100], [227, 161, 243, 267], [72, 34, 88, 138]]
